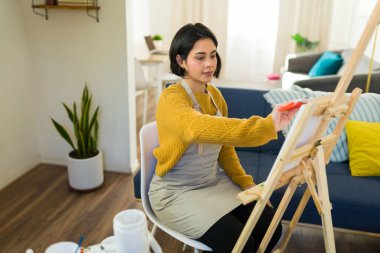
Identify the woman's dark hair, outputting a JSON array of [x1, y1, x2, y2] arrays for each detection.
[[169, 23, 222, 78]]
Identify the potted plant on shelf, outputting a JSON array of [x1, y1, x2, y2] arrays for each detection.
[[51, 84, 103, 190], [152, 34, 163, 50], [291, 33, 319, 52]]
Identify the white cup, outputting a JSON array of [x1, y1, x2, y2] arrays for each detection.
[[113, 209, 163, 253], [45, 241, 78, 253]]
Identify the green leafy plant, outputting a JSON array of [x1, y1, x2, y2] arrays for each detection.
[[51, 84, 100, 159], [152, 34, 163, 41], [291, 33, 319, 52]]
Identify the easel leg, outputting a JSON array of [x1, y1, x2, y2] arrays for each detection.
[[277, 189, 311, 252], [257, 177, 301, 253], [312, 146, 336, 253]]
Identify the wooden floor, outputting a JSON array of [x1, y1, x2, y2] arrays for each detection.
[[1, 87, 380, 252], [1, 164, 380, 253]]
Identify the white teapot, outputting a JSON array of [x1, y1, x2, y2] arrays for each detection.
[[112, 209, 162, 253]]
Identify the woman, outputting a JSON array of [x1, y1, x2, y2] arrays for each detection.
[[148, 23, 298, 253]]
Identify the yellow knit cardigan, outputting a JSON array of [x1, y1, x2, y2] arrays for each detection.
[[153, 83, 277, 189]]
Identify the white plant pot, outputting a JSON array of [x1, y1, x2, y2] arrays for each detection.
[[153, 40, 163, 50], [67, 150, 104, 190]]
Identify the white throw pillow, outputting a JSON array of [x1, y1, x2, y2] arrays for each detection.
[[281, 72, 310, 90]]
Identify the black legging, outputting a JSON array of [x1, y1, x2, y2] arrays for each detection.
[[198, 202, 282, 253]]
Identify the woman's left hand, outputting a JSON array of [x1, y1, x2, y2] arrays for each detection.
[[243, 184, 273, 208], [243, 184, 256, 191]]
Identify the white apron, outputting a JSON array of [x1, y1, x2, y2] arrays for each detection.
[[148, 80, 242, 238]]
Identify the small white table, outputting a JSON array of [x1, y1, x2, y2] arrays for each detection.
[[137, 54, 169, 100]]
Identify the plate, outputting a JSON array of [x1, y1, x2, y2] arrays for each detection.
[[100, 236, 117, 251], [83, 237, 116, 253]]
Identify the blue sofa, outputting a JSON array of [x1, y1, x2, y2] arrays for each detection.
[[134, 86, 380, 234], [218, 86, 380, 234]]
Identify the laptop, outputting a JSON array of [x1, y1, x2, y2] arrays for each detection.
[[144, 35, 168, 55]]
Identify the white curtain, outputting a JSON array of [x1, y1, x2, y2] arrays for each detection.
[[153, 0, 334, 83], [223, 0, 280, 82], [273, 0, 334, 74], [168, 0, 229, 74]]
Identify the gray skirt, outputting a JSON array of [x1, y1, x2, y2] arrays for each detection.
[[148, 142, 242, 239]]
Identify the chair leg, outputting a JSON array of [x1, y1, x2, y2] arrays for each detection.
[[143, 89, 148, 125], [151, 224, 157, 236]]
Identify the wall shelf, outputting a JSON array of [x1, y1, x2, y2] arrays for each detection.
[[31, 1, 100, 22]]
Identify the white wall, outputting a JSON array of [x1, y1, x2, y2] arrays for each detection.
[[328, 0, 355, 50], [349, 0, 380, 61], [148, 0, 229, 75], [149, 0, 228, 47], [20, 0, 136, 173], [329, 0, 380, 62], [132, 0, 151, 56], [0, 1, 40, 189]]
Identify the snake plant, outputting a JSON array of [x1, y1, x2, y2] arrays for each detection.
[[51, 84, 100, 159]]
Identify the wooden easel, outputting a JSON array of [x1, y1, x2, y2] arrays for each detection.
[[233, 1, 380, 252]]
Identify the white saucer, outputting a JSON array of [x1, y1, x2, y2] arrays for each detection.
[[100, 236, 117, 251], [98, 235, 156, 253]]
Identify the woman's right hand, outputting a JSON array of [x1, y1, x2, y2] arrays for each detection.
[[271, 105, 299, 132]]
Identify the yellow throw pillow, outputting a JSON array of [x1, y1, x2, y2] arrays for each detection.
[[346, 120, 380, 176]]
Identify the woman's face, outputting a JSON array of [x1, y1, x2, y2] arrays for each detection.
[[181, 38, 217, 85]]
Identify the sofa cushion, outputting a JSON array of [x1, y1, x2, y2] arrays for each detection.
[[308, 51, 343, 77], [326, 173, 380, 233], [346, 121, 380, 176], [236, 149, 380, 233], [264, 85, 380, 162], [235, 151, 277, 183]]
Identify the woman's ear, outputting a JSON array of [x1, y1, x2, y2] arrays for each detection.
[[176, 55, 184, 69]]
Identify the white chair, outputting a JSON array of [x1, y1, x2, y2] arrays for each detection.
[[160, 72, 181, 89], [140, 121, 213, 253], [135, 58, 157, 125]]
